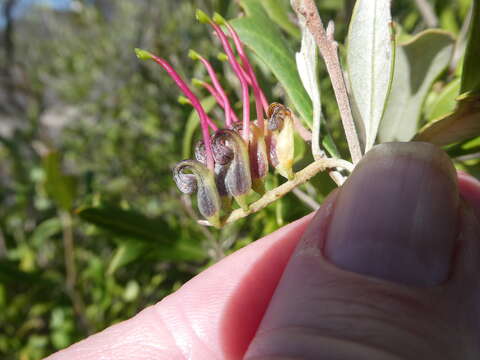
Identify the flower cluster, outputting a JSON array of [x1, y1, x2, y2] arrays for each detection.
[[136, 10, 298, 227]]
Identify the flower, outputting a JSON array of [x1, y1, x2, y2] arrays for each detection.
[[135, 10, 297, 226]]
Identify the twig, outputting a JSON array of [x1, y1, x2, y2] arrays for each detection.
[[292, 0, 362, 164], [199, 157, 353, 226], [292, 187, 320, 210], [414, 0, 439, 28]]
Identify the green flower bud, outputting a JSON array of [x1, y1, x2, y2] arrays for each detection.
[[195, 9, 211, 24], [173, 159, 221, 227], [267, 103, 295, 180], [212, 129, 251, 211]]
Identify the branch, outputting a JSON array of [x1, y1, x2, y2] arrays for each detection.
[[292, 0, 362, 164], [414, 0, 439, 28], [199, 157, 353, 226]]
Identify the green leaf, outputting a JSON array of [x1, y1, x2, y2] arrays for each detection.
[[231, 0, 339, 157], [108, 241, 147, 275], [347, 0, 394, 151], [261, 0, 300, 39], [29, 218, 62, 245], [446, 136, 480, 158], [379, 30, 455, 142], [182, 96, 217, 159], [426, 78, 461, 121], [0, 260, 52, 286], [76, 206, 175, 242], [414, 94, 480, 146], [461, 0, 480, 95], [42, 151, 78, 210], [78, 206, 206, 261]]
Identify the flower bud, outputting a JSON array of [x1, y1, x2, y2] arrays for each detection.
[[212, 129, 251, 210], [173, 159, 221, 227], [233, 122, 268, 194], [195, 139, 229, 198], [267, 103, 295, 179]]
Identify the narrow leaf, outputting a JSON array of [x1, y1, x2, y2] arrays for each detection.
[[42, 151, 78, 210], [76, 206, 175, 243], [461, 0, 480, 95], [425, 78, 461, 121], [261, 0, 300, 39], [293, 3, 323, 158], [108, 241, 147, 275], [379, 30, 455, 142], [446, 136, 480, 158], [347, 0, 394, 151]]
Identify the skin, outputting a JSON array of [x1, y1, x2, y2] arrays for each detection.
[[46, 143, 480, 360]]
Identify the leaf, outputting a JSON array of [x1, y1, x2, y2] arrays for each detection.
[[446, 136, 480, 158], [379, 30, 455, 142], [108, 241, 147, 275], [231, 0, 339, 157], [293, 3, 323, 158], [261, 0, 300, 39], [347, 0, 394, 151], [0, 260, 52, 286], [76, 206, 175, 243], [29, 218, 62, 245], [461, 0, 480, 95], [77, 205, 206, 261], [414, 94, 480, 146], [182, 96, 217, 159], [425, 78, 461, 121], [42, 151, 78, 210]]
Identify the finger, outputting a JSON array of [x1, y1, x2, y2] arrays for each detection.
[[458, 170, 480, 219], [246, 142, 480, 359], [45, 213, 313, 360]]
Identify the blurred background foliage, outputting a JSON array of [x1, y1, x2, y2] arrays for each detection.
[[0, 0, 477, 358]]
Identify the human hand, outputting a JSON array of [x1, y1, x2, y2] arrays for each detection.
[[46, 142, 480, 360]]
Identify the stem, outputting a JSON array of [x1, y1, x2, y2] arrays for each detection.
[[191, 51, 237, 127], [292, 0, 362, 164], [59, 210, 91, 334], [199, 158, 353, 225], [209, 21, 251, 141], [149, 54, 216, 169]]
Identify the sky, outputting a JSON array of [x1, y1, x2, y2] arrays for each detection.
[[1, 0, 72, 27]]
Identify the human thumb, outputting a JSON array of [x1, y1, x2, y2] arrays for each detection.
[[245, 142, 480, 359]]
